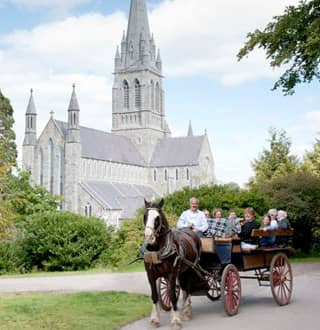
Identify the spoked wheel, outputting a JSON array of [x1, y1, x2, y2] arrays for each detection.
[[270, 253, 293, 306], [156, 277, 180, 312], [221, 264, 241, 316], [206, 269, 221, 301]]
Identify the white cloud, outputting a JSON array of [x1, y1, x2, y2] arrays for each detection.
[[1, 0, 92, 9], [150, 0, 300, 84]]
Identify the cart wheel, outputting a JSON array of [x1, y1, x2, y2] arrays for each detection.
[[206, 269, 221, 301], [221, 264, 241, 316], [156, 277, 180, 312], [270, 253, 293, 306]]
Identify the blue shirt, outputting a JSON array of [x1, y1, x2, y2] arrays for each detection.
[[177, 209, 208, 232]]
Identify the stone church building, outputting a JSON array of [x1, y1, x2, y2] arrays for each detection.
[[22, 0, 215, 226]]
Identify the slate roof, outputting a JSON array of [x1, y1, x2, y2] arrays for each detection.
[[80, 181, 159, 219], [150, 136, 204, 167], [55, 120, 146, 166]]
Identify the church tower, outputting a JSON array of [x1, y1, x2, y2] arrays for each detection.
[[22, 89, 37, 180], [112, 0, 170, 162], [64, 84, 81, 213]]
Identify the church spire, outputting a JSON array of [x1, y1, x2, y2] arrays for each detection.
[[187, 120, 193, 137], [116, 0, 160, 72]]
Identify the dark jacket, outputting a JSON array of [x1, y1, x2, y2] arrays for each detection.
[[277, 218, 291, 246], [239, 219, 260, 244]]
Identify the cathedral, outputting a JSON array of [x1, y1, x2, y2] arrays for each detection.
[[22, 0, 215, 226]]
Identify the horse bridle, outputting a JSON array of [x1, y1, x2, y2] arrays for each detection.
[[145, 207, 169, 238]]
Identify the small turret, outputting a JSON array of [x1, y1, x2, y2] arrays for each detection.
[[67, 84, 80, 143], [114, 46, 121, 72], [156, 49, 162, 72], [23, 89, 37, 146], [121, 30, 127, 62], [187, 120, 193, 137]]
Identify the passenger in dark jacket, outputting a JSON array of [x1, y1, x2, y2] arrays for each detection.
[[239, 207, 260, 244], [276, 210, 291, 247]]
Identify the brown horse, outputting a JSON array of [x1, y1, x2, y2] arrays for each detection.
[[143, 199, 202, 330]]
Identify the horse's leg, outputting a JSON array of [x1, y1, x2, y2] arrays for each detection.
[[169, 274, 182, 330], [148, 275, 160, 327], [179, 272, 192, 321]]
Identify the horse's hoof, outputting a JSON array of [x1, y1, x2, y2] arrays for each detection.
[[150, 319, 160, 328], [181, 314, 191, 322], [171, 322, 182, 330]]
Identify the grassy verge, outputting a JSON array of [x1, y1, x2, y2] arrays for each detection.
[[0, 292, 150, 330]]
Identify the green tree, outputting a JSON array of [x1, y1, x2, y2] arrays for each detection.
[[302, 136, 320, 176], [250, 128, 299, 186], [238, 0, 320, 95], [259, 172, 320, 253], [0, 90, 17, 166]]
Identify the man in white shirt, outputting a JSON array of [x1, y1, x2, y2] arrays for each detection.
[[177, 197, 208, 236]]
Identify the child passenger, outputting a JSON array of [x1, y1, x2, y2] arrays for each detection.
[[260, 214, 278, 247]]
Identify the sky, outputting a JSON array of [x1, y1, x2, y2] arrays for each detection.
[[0, 0, 319, 186]]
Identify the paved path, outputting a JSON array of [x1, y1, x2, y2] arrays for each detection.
[[0, 263, 319, 330], [122, 263, 320, 330]]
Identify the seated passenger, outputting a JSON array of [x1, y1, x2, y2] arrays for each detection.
[[177, 197, 208, 237], [260, 214, 278, 247], [238, 207, 260, 244], [276, 210, 291, 247], [203, 209, 214, 237]]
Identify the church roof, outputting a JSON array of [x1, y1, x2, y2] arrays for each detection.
[[55, 120, 146, 166], [81, 181, 159, 219], [150, 136, 204, 167]]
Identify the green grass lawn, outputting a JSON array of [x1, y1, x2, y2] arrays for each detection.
[[0, 292, 151, 330]]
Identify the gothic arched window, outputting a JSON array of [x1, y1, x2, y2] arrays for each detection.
[[150, 80, 154, 110], [135, 79, 141, 109], [153, 169, 157, 182], [176, 168, 179, 180], [164, 169, 168, 181], [155, 82, 160, 112], [39, 147, 44, 185], [85, 203, 92, 217], [48, 139, 54, 193], [123, 80, 129, 109], [186, 168, 190, 181], [59, 147, 64, 196]]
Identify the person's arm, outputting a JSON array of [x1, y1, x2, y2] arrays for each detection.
[[177, 211, 187, 229]]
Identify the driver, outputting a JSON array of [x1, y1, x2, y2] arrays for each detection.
[[177, 197, 208, 237]]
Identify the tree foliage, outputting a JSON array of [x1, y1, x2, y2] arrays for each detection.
[[302, 136, 320, 176], [259, 171, 320, 253], [238, 0, 320, 95], [0, 90, 17, 166], [250, 128, 299, 186]]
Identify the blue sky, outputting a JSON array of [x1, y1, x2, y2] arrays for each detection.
[[0, 0, 319, 186]]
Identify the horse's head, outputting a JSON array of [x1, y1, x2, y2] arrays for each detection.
[[143, 198, 165, 245]]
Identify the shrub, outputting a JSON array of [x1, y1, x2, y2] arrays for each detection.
[[17, 211, 112, 271]]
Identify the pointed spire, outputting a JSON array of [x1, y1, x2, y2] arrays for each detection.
[[187, 120, 193, 137], [121, 30, 126, 43], [125, 0, 151, 65], [156, 49, 162, 71], [68, 84, 80, 111], [26, 88, 37, 114], [115, 46, 120, 59]]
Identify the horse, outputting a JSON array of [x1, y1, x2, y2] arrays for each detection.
[[143, 199, 202, 330]]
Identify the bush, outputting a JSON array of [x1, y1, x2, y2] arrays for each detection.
[[17, 211, 112, 271]]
